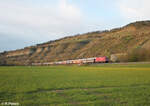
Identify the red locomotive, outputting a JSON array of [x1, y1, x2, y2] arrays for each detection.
[[95, 56, 109, 63]]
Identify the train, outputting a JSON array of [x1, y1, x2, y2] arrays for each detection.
[[32, 56, 109, 66]]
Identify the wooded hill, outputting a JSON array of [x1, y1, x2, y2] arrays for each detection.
[[1, 21, 150, 65]]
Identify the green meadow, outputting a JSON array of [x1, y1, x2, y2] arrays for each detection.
[[0, 63, 150, 106]]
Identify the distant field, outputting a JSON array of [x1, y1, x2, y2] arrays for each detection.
[[0, 63, 150, 106]]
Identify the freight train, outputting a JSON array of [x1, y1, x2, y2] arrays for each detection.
[[32, 56, 109, 66]]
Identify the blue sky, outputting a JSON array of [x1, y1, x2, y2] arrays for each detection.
[[0, 0, 150, 52]]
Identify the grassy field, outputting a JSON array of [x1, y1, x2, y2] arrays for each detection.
[[0, 63, 150, 106]]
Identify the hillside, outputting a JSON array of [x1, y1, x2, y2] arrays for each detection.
[[1, 21, 150, 65]]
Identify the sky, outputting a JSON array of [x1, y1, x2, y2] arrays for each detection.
[[0, 0, 150, 52]]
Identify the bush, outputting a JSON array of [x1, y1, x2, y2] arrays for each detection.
[[0, 57, 6, 66], [120, 48, 150, 62]]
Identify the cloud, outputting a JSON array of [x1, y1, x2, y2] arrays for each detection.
[[0, 0, 83, 41], [0, 0, 86, 51], [118, 0, 150, 21]]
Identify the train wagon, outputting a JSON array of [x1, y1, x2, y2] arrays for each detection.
[[66, 60, 74, 64], [82, 58, 95, 64], [72, 59, 83, 64]]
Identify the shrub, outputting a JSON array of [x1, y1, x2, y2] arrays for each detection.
[[0, 56, 7, 66], [120, 48, 150, 62]]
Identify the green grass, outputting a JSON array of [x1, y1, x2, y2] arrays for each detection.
[[0, 64, 150, 105]]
